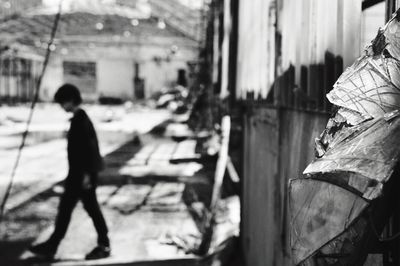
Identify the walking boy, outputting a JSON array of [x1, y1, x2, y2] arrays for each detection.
[[29, 84, 111, 260]]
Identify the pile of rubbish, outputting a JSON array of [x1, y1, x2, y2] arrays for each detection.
[[154, 85, 190, 114]]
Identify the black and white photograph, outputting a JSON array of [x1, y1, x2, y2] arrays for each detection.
[[0, 0, 399, 265]]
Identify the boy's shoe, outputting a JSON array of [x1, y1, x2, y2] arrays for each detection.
[[85, 245, 111, 260], [29, 241, 57, 258]]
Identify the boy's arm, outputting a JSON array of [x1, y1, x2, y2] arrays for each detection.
[[80, 116, 103, 173], [82, 173, 93, 190], [67, 114, 98, 187]]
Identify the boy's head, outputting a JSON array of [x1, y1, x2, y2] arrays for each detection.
[[54, 83, 82, 112]]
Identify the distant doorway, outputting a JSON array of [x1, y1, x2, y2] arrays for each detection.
[[63, 61, 96, 101], [177, 68, 187, 87], [134, 62, 145, 99]]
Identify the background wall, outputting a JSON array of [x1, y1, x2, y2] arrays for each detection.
[[97, 58, 134, 99], [39, 40, 198, 101]]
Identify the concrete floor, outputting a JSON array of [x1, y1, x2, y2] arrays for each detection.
[[0, 103, 240, 266], [0, 103, 170, 212]]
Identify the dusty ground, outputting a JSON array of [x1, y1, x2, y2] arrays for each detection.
[[0, 103, 170, 210]]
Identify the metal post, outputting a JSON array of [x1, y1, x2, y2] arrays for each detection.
[[386, 0, 399, 21]]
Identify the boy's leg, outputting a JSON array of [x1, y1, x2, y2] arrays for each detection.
[[81, 187, 111, 260], [81, 187, 109, 247], [49, 189, 79, 244], [30, 189, 79, 256]]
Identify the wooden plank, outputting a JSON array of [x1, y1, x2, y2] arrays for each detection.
[[197, 116, 231, 255], [131, 144, 158, 162], [119, 163, 203, 179], [148, 143, 178, 163], [107, 184, 153, 213], [170, 140, 199, 162], [226, 157, 239, 183], [146, 182, 186, 211], [122, 144, 158, 166], [210, 116, 231, 210]]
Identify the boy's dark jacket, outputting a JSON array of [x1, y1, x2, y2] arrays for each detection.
[[66, 108, 104, 186]]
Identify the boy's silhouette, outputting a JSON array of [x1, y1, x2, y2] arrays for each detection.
[[29, 84, 110, 260]]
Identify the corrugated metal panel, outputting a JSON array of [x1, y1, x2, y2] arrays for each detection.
[[279, 0, 361, 69], [242, 107, 328, 266], [275, 0, 362, 108], [219, 0, 231, 99], [242, 108, 281, 266], [236, 0, 274, 99], [235, 0, 364, 103], [212, 9, 220, 85]]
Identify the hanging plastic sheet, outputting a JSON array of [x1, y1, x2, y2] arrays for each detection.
[[290, 9, 400, 266]]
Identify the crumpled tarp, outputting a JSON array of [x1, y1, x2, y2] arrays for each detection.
[[290, 179, 368, 265], [305, 111, 400, 200], [290, 9, 400, 266], [327, 11, 400, 120]]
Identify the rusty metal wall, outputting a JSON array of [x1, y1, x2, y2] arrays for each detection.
[[242, 108, 280, 266], [235, 0, 367, 109], [242, 106, 328, 266], [236, 0, 275, 99]]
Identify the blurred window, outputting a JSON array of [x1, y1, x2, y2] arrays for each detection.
[[63, 61, 97, 94]]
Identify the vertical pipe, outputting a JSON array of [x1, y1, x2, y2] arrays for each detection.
[[385, 0, 396, 21], [6, 58, 10, 103], [228, 0, 238, 103], [16, 58, 20, 102], [220, 0, 231, 99], [0, 57, 3, 100]]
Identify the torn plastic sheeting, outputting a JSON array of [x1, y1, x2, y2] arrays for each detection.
[[303, 115, 400, 197], [290, 10, 400, 266], [327, 56, 400, 118], [327, 12, 400, 121], [337, 107, 369, 126], [315, 113, 378, 155], [289, 179, 369, 265], [303, 171, 382, 200], [303, 212, 371, 266]]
